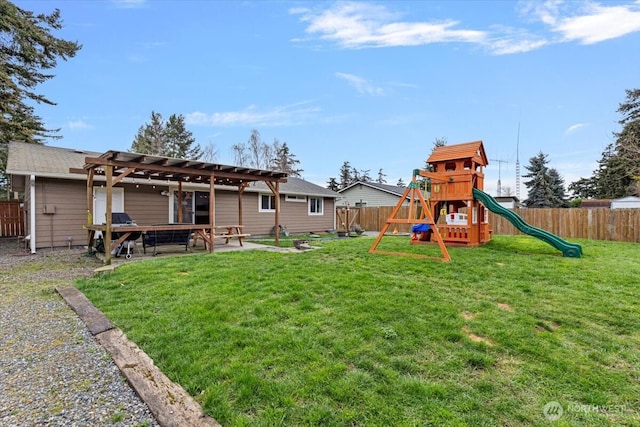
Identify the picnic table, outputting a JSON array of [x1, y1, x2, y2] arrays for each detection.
[[192, 225, 250, 249]]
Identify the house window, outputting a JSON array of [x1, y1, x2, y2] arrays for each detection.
[[355, 201, 367, 207], [309, 197, 323, 215], [260, 194, 276, 212], [286, 195, 306, 203]]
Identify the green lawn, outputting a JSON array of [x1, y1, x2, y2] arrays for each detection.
[[76, 235, 640, 426]]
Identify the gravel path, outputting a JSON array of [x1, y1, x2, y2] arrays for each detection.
[[0, 238, 159, 427]]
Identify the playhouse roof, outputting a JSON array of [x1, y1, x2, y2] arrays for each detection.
[[427, 140, 488, 166]]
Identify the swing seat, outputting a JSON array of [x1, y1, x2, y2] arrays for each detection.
[[411, 224, 432, 241]]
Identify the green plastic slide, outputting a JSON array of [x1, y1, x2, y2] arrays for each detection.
[[472, 188, 582, 258]]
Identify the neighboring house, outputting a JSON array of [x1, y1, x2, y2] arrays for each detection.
[[6, 142, 339, 252], [494, 196, 520, 209], [611, 196, 640, 209], [337, 181, 410, 207]]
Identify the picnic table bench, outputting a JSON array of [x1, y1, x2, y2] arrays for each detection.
[[192, 225, 250, 249]]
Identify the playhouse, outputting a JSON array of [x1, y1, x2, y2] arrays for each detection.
[[419, 140, 491, 247], [370, 139, 582, 259]]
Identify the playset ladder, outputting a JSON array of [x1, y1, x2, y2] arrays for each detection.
[[369, 178, 451, 262]]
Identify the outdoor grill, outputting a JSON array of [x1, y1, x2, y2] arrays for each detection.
[[111, 212, 141, 259]]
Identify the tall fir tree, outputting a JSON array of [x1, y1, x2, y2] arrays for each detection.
[[338, 161, 353, 189], [130, 111, 201, 159], [326, 177, 339, 191], [0, 1, 81, 195], [376, 168, 387, 184], [270, 140, 303, 177], [548, 168, 569, 208], [523, 152, 555, 207]]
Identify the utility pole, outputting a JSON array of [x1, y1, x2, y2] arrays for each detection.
[[516, 123, 521, 200], [490, 159, 508, 196]]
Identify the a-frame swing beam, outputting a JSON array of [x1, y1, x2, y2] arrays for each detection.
[[369, 179, 451, 262]]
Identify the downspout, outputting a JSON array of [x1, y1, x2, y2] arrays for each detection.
[[30, 175, 36, 254]]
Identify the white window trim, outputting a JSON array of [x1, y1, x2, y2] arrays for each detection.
[[285, 194, 307, 203], [259, 193, 276, 212], [308, 197, 323, 216]]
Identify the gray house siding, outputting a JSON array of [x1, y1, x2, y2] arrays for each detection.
[[337, 185, 408, 207]]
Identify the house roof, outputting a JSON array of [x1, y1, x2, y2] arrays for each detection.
[[613, 196, 640, 202], [338, 181, 409, 198], [427, 140, 488, 166], [6, 141, 339, 198], [7, 142, 101, 179]]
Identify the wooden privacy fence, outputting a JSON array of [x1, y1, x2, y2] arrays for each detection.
[[343, 206, 640, 243], [0, 201, 25, 237], [489, 208, 640, 243]]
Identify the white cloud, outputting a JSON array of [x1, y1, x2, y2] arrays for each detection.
[[68, 120, 92, 130], [185, 102, 320, 127], [112, 0, 147, 9], [291, 2, 486, 49], [565, 123, 588, 134], [335, 72, 385, 96], [292, 1, 640, 55], [527, 1, 640, 44]]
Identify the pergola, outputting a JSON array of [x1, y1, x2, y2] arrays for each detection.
[[73, 150, 288, 264]]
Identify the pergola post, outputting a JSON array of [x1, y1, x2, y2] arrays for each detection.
[[86, 169, 94, 250], [208, 174, 215, 253], [177, 181, 183, 223], [104, 164, 113, 265]]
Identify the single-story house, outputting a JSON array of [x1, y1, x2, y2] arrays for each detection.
[[337, 181, 411, 207], [6, 141, 339, 253], [494, 196, 520, 209], [611, 196, 640, 209]]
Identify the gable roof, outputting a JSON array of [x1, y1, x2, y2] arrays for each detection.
[[427, 140, 488, 166], [7, 141, 100, 179], [338, 181, 409, 198], [6, 141, 338, 198]]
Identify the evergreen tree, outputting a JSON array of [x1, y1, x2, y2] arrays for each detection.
[[568, 177, 597, 199], [359, 169, 372, 182], [594, 143, 631, 199], [326, 177, 339, 191], [376, 168, 387, 184], [270, 140, 303, 177], [131, 111, 165, 155], [548, 168, 569, 207], [0, 1, 81, 194], [615, 88, 640, 194], [397, 177, 406, 187], [339, 161, 353, 189], [165, 114, 201, 159], [523, 152, 555, 207], [130, 111, 201, 159]]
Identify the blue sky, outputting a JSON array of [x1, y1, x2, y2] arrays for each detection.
[[16, 0, 640, 197]]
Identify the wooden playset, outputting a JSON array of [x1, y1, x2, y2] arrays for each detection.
[[370, 140, 491, 260]]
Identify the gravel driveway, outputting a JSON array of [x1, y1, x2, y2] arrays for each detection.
[[0, 238, 158, 427]]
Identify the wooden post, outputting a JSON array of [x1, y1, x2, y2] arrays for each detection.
[[105, 164, 113, 265], [274, 181, 280, 246], [208, 175, 215, 253], [86, 169, 95, 251], [238, 184, 245, 227], [177, 181, 183, 223]]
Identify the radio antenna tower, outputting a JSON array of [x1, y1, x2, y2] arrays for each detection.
[[516, 122, 521, 199], [490, 158, 508, 196]]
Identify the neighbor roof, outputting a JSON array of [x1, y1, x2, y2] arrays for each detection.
[[338, 181, 409, 198], [427, 140, 488, 166]]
